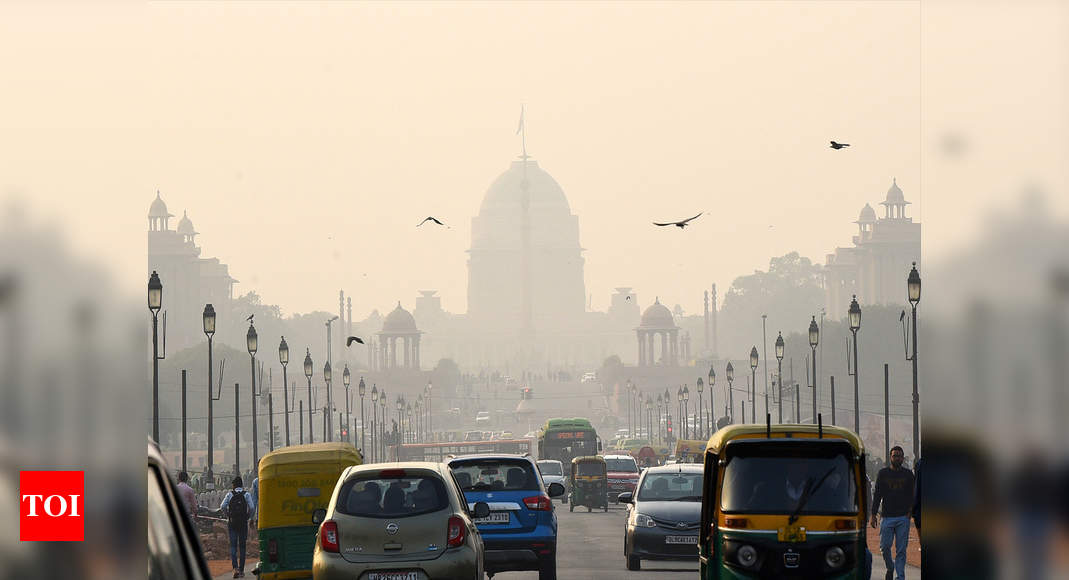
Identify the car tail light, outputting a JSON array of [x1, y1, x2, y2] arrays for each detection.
[[833, 518, 857, 530], [379, 469, 407, 478], [319, 521, 339, 553], [267, 538, 279, 563], [446, 515, 466, 547], [523, 494, 552, 511]]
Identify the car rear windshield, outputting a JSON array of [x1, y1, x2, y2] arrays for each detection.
[[537, 461, 563, 476], [606, 458, 639, 473], [637, 472, 703, 501], [575, 462, 604, 476], [336, 474, 448, 518], [450, 459, 539, 492]]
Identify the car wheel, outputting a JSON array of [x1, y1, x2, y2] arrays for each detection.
[[538, 554, 557, 580], [626, 554, 641, 571]]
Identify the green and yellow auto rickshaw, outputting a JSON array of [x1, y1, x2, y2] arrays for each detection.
[[569, 456, 609, 512], [256, 442, 362, 579], [699, 421, 869, 579]]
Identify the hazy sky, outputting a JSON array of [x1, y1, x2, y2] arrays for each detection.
[[1, 2, 1064, 319]]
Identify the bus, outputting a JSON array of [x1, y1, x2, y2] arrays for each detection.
[[387, 439, 534, 462], [537, 418, 601, 465]]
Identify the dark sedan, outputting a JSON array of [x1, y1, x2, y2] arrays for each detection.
[[618, 463, 703, 571]]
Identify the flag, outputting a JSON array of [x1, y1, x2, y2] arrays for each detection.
[[516, 105, 525, 135]]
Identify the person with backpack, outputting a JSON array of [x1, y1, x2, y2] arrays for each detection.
[[220, 476, 255, 578]]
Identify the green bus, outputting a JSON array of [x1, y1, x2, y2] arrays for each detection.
[[537, 418, 601, 465]]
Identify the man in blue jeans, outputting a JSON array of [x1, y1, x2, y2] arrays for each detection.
[[871, 446, 915, 580], [220, 476, 256, 578]]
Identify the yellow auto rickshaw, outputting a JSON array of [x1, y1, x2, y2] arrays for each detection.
[[256, 442, 362, 579], [699, 421, 869, 579], [569, 456, 609, 512], [674, 439, 708, 463]]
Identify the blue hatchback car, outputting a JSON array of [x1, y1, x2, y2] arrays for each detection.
[[448, 454, 565, 579]]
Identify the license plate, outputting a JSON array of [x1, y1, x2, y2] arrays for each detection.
[[473, 511, 510, 524], [784, 551, 801, 568], [665, 535, 698, 544], [777, 524, 807, 542], [367, 572, 419, 580]]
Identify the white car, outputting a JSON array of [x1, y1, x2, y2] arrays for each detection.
[[536, 460, 567, 504]]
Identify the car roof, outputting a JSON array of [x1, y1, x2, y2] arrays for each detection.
[[448, 453, 533, 463], [641, 463, 703, 474], [602, 454, 635, 460], [344, 461, 445, 477]]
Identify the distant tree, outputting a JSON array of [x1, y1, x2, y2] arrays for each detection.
[[431, 358, 461, 393], [599, 355, 624, 388]]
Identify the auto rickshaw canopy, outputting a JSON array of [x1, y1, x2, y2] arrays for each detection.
[[257, 442, 362, 529], [705, 423, 864, 459]]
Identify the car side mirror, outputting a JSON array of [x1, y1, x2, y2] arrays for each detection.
[[547, 482, 565, 497], [312, 508, 327, 525], [617, 492, 633, 504], [472, 501, 491, 519]]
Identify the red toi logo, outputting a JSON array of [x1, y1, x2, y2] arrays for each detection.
[[20, 471, 84, 541]]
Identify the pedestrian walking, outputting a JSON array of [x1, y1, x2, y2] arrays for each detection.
[[175, 471, 197, 521], [871, 446, 915, 580], [220, 476, 255, 578]]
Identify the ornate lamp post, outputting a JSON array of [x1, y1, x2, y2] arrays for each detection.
[[696, 377, 704, 439], [323, 361, 333, 442], [907, 263, 921, 460], [809, 316, 819, 424], [303, 349, 314, 443], [358, 377, 367, 452], [645, 396, 653, 444], [396, 396, 404, 444], [426, 381, 433, 441], [682, 385, 690, 439], [370, 384, 379, 461], [625, 379, 634, 436], [656, 394, 663, 444], [247, 322, 259, 473], [775, 332, 785, 423], [749, 347, 759, 423], [148, 271, 163, 443], [379, 389, 387, 459], [726, 362, 735, 423], [707, 366, 716, 433], [676, 387, 683, 439], [203, 303, 217, 484], [664, 388, 671, 442], [848, 295, 862, 432], [279, 337, 290, 446], [342, 365, 351, 443]]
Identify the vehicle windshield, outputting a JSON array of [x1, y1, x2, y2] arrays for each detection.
[[720, 452, 857, 514], [606, 458, 639, 473], [450, 458, 539, 491], [575, 462, 605, 476], [537, 461, 563, 476], [637, 472, 704, 501], [336, 474, 448, 518]]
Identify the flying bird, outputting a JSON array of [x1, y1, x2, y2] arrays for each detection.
[[830, 141, 850, 150], [653, 213, 702, 229], [417, 216, 448, 228], [346, 336, 365, 347], [246, 314, 254, 322]]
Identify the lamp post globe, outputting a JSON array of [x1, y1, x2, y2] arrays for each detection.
[[202, 304, 216, 336], [303, 350, 313, 378], [725, 362, 734, 382], [279, 337, 289, 365], [148, 271, 162, 312], [908, 262, 921, 304], [323, 361, 332, 384], [809, 317, 819, 348], [749, 346, 759, 371], [696, 378, 704, 393], [683, 385, 690, 401], [775, 332, 785, 361], [371, 384, 378, 402], [246, 323, 257, 355], [849, 295, 862, 331]]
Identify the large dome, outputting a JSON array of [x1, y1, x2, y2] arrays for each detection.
[[882, 178, 908, 205], [382, 302, 418, 333], [640, 298, 675, 328], [856, 203, 876, 224], [479, 159, 571, 216], [177, 211, 196, 235]]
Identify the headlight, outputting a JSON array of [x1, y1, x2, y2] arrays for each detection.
[[825, 546, 846, 569], [633, 513, 656, 528], [737, 544, 758, 568]]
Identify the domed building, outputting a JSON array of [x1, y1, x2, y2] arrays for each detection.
[[376, 302, 422, 370], [635, 298, 682, 366], [824, 178, 921, 312], [468, 158, 585, 332]]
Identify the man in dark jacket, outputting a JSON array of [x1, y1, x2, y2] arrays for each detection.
[[871, 446, 915, 580], [220, 476, 256, 578]]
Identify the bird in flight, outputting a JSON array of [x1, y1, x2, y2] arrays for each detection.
[[830, 141, 850, 150], [246, 314, 254, 322], [653, 213, 702, 229], [346, 336, 365, 347], [417, 216, 448, 228]]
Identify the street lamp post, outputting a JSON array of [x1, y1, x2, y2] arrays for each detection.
[[426, 381, 433, 442], [775, 332, 785, 423], [359, 378, 366, 452], [370, 385, 379, 461], [848, 296, 862, 433], [809, 317, 819, 424], [682, 385, 690, 439], [726, 362, 734, 424], [303, 350, 314, 443], [655, 394, 663, 444], [379, 389, 387, 459], [696, 378, 704, 439], [626, 379, 634, 436], [203, 304, 217, 486], [148, 271, 162, 443], [279, 337, 290, 446], [907, 263, 921, 460], [749, 347, 759, 423], [247, 322, 259, 474], [708, 367, 716, 434], [323, 362, 333, 442], [396, 396, 403, 445], [342, 365, 351, 443], [676, 387, 683, 439]]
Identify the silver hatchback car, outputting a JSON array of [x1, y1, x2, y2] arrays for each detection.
[[312, 462, 490, 580]]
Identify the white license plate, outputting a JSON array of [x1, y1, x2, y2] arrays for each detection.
[[665, 535, 698, 544], [474, 511, 510, 524], [367, 572, 419, 580]]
